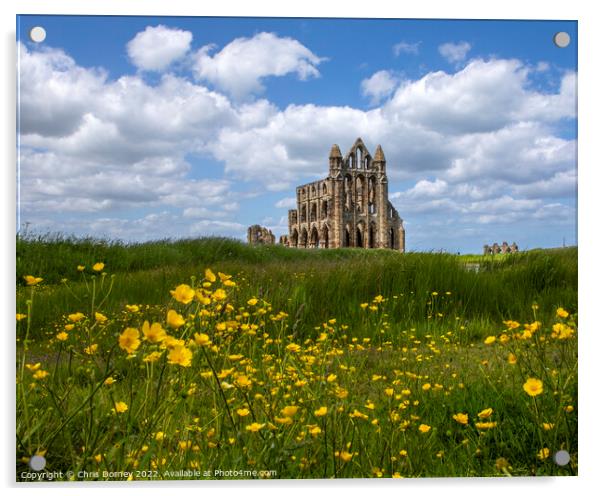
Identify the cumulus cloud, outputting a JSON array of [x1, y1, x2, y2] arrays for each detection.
[[438, 41, 471, 63], [393, 41, 420, 56], [127, 25, 192, 71], [361, 70, 399, 105], [192, 32, 324, 99]]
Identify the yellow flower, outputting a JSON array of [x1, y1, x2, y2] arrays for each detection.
[[418, 424, 431, 433], [167, 345, 193, 367], [235, 375, 253, 388], [56, 331, 68, 341], [114, 401, 128, 413], [477, 408, 493, 419], [68, 312, 85, 323], [275, 416, 293, 425], [93, 454, 102, 463], [452, 413, 469, 425], [508, 353, 517, 365], [125, 304, 140, 313], [537, 448, 550, 460], [281, 405, 299, 417], [523, 378, 544, 397], [565, 405, 574, 413], [542, 422, 555, 431], [484, 335, 496, 345], [212, 288, 227, 301], [360, 303, 369, 309], [475, 421, 497, 429], [77, 265, 85, 272], [245, 422, 265, 433], [236, 408, 250, 417], [104, 377, 116, 386], [422, 383, 431, 391], [399, 450, 407, 457], [167, 309, 186, 329], [142, 321, 166, 343], [384, 388, 394, 397], [32, 370, 49, 380], [338, 451, 353, 462], [286, 343, 301, 353], [204, 268, 217, 282], [326, 373, 337, 383], [194, 332, 212, 347], [84, 344, 98, 355], [95, 312, 108, 323], [155, 431, 165, 441], [170, 284, 195, 304], [119, 328, 141, 354], [16, 313, 27, 321], [314, 406, 328, 417], [92, 262, 104, 272], [143, 351, 163, 363], [25, 363, 41, 372], [24, 275, 43, 285], [556, 307, 569, 318], [247, 298, 258, 306], [308, 425, 322, 436]]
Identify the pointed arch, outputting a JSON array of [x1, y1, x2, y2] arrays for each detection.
[[290, 229, 298, 247], [310, 226, 319, 248], [368, 222, 376, 248], [300, 227, 308, 248], [321, 224, 329, 249]]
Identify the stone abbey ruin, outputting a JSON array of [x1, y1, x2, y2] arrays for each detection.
[[483, 242, 519, 255], [276, 138, 405, 251]]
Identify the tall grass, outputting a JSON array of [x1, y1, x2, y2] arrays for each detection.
[[17, 235, 577, 343]]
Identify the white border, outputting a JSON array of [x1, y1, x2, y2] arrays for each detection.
[[2, 1, 600, 495]]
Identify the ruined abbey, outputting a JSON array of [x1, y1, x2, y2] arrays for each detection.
[[280, 138, 405, 251]]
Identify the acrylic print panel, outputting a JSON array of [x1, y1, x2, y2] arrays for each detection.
[[16, 15, 577, 481]]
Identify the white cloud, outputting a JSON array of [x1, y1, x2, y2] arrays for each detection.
[[438, 41, 471, 63], [192, 32, 324, 99], [275, 197, 297, 209], [127, 25, 192, 71], [361, 70, 399, 105], [393, 41, 420, 56]]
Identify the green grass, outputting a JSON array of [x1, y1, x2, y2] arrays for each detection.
[[15, 235, 578, 480]]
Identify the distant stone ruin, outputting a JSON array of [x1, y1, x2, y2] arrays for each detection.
[[483, 242, 519, 255], [247, 225, 275, 245]]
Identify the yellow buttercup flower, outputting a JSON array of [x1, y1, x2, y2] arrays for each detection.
[[119, 328, 141, 354], [95, 312, 108, 323], [143, 351, 163, 363], [212, 288, 227, 301], [114, 401, 128, 413], [247, 298, 258, 306], [418, 424, 431, 433], [314, 406, 328, 417], [194, 332, 212, 347], [104, 377, 117, 386], [235, 375, 252, 388], [26, 363, 41, 372], [56, 331, 68, 341], [16, 313, 27, 321], [281, 405, 299, 417], [68, 312, 86, 323], [475, 421, 497, 429], [556, 307, 569, 318], [236, 408, 250, 417], [537, 448, 550, 460], [204, 268, 217, 282], [125, 304, 140, 313], [32, 370, 49, 380], [24, 275, 43, 286], [92, 262, 104, 272], [508, 353, 517, 365], [142, 321, 166, 343], [167, 310, 186, 329], [477, 408, 493, 419], [338, 451, 353, 462], [523, 378, 544, 397], [77, 265, 85, 272], [167, 345, 193, 367], [170, 284, 195, 304], [245, 422, 265, 433], [484, 336, 496, 345], [84, 344, 98, 355], [275, 416, 293, 425], [452, 413, 469, 425]]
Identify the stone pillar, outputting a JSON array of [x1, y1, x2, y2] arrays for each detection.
[[377, 178, 388, 248], [333, 177, 343, 248], [398, 222, 405, 253]]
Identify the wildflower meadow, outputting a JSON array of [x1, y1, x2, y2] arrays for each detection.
[[16, 236, 577, 480]]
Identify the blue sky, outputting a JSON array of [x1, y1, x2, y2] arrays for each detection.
[[17, 15, 577, 252]]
